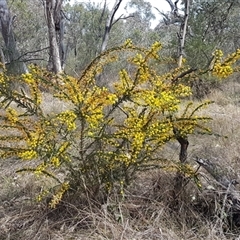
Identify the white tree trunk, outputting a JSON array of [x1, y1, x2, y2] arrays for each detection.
[[178, 0, 190, 67], [45, 0, 63, 74]]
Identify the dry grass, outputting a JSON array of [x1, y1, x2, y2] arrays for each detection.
[[1, 79, 240, 239]]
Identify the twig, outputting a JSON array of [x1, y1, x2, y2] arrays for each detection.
[[172, 68, 197, 84]]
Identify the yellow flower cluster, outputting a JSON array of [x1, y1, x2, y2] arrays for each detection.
[[57, 110, 77, 131], [18, 149, 37, 160], [47, 142, 70, 168], [50, 156, 60, 167], [49, 182, 69, 208], [214, 49, 223, 59], [17, 127, 43, 161], [58, 141, 70, 154], [137, 66, 151, 84], [147, 122, 172, 144], [0, 72, 7, 89], [82, 87, 117, 129], [212, 48, 240, 78], [83, 107, 104, 129], [224, 48, 240, 65], [6, 108, 18, 124], [173, 84, 192, 98], [173, 118, 199, 138], [133, 89, 179, 113], [22, 72, 42, 104], [22, 73, 35, 84], [115, 69, 133, 94], [132, 131, 146, 151], [36, 189, 49, 202], [147, 41, 162, 59], [113, 152, 133, 166], [212, 63, 233, 78], [27, 130, 42, 148], [35, 163, 47, 175], [132, 53, 145, 66], [54, 76, 84, 104], [124, 39, 133, 48]]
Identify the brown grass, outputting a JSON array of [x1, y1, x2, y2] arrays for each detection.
[[1, 79, 240, 239]]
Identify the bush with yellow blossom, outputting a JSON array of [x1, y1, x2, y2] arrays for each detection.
[[0, 41, 239, 208], [212, 48, 240, 78]]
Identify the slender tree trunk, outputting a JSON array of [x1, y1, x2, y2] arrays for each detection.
[[96, 0, 123, 87], [0, 0, 27, 74], [45, 0, 63, 74], [178, 0, 190, 67], [100, 0, 123, 53], [163, 0, 190, 67], [172, 127, 189, 205]]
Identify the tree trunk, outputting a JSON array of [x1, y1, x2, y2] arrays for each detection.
[[178, 0, 190, 67], [172, 127, 189, 205], [163, 0, 190, 67], [45, 0, 63, 74], [0, 0, 27, 74], [100, 0, 123, 53]]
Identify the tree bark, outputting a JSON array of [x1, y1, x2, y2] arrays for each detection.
[[0, 0, 27, 74], [100, 0, 123, 53], [178, 0, 190, 67], [45, 0, 63, 74], [163, 0, 190, 67], [172, 127, 189, 204]]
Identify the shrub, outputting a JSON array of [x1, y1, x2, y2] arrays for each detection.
[[0, 41, 238, 208]]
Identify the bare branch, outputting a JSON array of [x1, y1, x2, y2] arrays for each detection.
[[15, 47, 50, 61], [100, 0, 123, 52], [155, 7, 180, 25], [165, 0, 175, 12], [172, 68, 197, 83], [112, 14, 134, 26]]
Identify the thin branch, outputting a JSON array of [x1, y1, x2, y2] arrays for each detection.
[[172, 68, 197, 83], [100, 0, 123, 52], [21, 58, 46, 62], [112, 14, 134, 26], [165, 0, 175, 12], [15, 46, 50, 61], [60, 9, 70, 21]]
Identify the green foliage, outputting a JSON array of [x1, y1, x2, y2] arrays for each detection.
[[65, 2, 110, 73], [0, 41, 220, 208], [10, 0, 47, 67], [186, 0, 238, 68], [127, 0, 156, 22]]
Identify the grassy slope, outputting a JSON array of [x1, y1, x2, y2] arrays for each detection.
[[1, 80, 240, 240]]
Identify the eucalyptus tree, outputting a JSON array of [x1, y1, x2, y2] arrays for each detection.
[[64, 0, 127, 75], [156, 0, 238, 69], [10, 0, 48, 68], [7, 0, 66, 74], [0, 0, 27, 74], [44, 0, 65, 73], [154, 0, 239, 99], [64, 2, 108, 74], [117, 0, 158, 46], [185, 0, 237, 68], [12, 0, 66, 74], [155, 0, 190, 67], [128, 0, 155, 23], [100, 0, 124, 52]]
